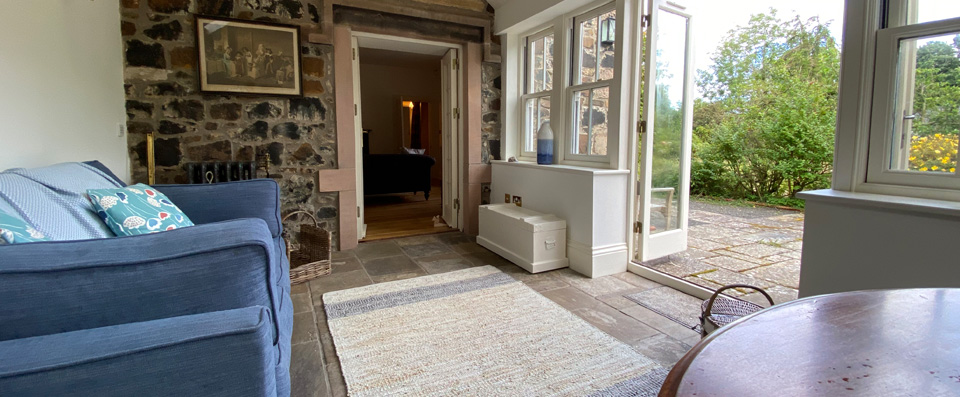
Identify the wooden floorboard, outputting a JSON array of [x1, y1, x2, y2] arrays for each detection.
[[361, 185, 454, 241]]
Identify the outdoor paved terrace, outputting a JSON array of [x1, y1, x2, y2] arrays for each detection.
[[647, 199, 804, 305]]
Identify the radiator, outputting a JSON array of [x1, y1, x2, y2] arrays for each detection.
[[184, 161, 258, 184]]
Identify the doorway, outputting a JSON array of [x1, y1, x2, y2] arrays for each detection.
[[351, 33, 463, 241]]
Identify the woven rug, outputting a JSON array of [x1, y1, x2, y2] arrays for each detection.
[[624, 287, 704, 332], [323, 266, 668, 396]]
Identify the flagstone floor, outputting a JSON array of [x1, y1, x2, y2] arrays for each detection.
[[646, 199, 805, 305]]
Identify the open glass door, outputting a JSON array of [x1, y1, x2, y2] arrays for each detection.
[[441, 49, 461, 228], [634, 0, 693, 262], [351, 37, 366, 239]]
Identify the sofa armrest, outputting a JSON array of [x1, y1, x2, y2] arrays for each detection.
[[0, 219, 284, 344], [0, 306, 276, 396], [153, 180, 283, 238]]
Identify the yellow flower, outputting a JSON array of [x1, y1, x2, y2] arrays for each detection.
[[943, 157, 951, 164], [952, 168, 956, 172], [909, 156, 917, 161], [932, 166, 940, 170], [935, 150, 942, 154], [920, 167, 929, 171]]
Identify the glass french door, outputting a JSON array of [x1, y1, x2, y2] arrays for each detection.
[[633, 0, 694, 262]]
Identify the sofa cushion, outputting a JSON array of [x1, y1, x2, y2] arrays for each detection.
[[87, 184, 195, 236], [0, 162, 123, 240], [0, 210, 48, 244]]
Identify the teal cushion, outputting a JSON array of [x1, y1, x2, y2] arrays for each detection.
[[0, 210, 48, 244], [87, 184, 194, 236]]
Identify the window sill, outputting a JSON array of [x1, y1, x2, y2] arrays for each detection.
[[798, 189, 960, 219], [491, 160, 628, 176]]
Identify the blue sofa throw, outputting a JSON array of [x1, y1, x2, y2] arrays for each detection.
[[0, 161, 293, 397]]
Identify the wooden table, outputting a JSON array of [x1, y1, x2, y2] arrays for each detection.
[[660, 289, 960, 396]]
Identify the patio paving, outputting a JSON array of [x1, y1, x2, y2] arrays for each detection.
[[644, 199, 804, 305]]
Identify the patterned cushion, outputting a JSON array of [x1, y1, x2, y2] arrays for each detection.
[[87, 184, 194, 236], [0, 210, 48, 244]]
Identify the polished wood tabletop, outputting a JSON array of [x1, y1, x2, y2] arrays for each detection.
[[660, 289, 960, 396]]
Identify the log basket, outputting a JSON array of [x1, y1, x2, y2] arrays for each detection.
[[282, 210, 331, 285]]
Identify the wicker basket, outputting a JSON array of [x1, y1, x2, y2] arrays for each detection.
[[699, 284, 774, 337], [283, 211, 331, 285]]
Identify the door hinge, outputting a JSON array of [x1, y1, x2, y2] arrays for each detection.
[[352, 48, 356, 60], [642, 14, 651, 29], [634, 221, 642, 233], [357, 206, 361, 216], [454, 198, 460, 210], [453, 108, 460, 119], [354, 104, 358, 116], [453, 58, 459, 70], [638, 120, 647, 135]]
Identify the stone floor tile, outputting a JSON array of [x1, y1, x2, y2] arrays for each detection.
[[688, 225, 742, 242], [393, 234, 444, 246], [309, 269, 373, 303], [400, 242, 453, 258], [708, 249, 771, 265], [500, 268, 570, 292], [596, 287, 653, 310], [461, 250, 513, 267], [415, 252, 476, 274], [696, 268, 773, 290], [682, 275, 727, 293], [355, 241, 404, 261], [292, 292, 313, 314], [292, 312, 319, 344], [744, 260, 802, 289], [291, 281, 310, 295], [619, 305, 700, 341], [369, 271, 428, 283], [331, 250, 356, 261], [449, 241, 490, 255], [672, 247, 718, 261], [540, 286, 608, 312], [555, 270, 638, 297], [726, 242, 792, 259], [629, 334, 693, 368], [782, 240, 803, 250], [434, 232, 475, 246], [290, 341, 328, 397], [612, 272, 662, 290], [328, 256, 363, 274], [572, 305, 660, 343], [325, 360, 348, 397], [314, 307, 336, 367], [361, 255, 424, 277], [646, 258, 714, 278], [703, 255, 765, 272]]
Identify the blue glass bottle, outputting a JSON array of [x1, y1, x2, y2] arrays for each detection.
[[537, 122, 554, 165]]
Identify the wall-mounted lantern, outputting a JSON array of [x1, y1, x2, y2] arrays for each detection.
[[600, 17, 616, 46]]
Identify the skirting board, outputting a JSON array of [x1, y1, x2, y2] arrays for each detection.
[[567, 240, 629, 278], [477, 236, 569, 273]]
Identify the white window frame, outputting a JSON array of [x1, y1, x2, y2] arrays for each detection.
[[519, 28, 556, 160], [508, 0, 624, 169], [836, 0, 960, 201]]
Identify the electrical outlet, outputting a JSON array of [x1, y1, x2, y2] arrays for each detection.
[[513, 196, 522, 207], [504, 194, 511, 203]]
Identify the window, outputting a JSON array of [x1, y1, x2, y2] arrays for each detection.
[[866, 3, 960, 191], [512, 1, 620, 166], [521, 30, 554, 157], [569, 7, 616, 158]]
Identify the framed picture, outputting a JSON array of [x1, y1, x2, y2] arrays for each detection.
[[196, 16, 302, 96]]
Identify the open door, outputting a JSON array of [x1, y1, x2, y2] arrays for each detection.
[[441, 49, 461, 229], [352, 36, 366, 239], [634, 0, 694, 262]]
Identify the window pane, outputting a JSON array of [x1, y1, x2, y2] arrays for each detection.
[[524, 96, 551, 153], [889, 32, 960, 173], [527, 34, 554, 94], [571, 87, 609, 156], [576, 10, 616, 85], [578, 16, 598, 84], [895, 1, 960, 26]]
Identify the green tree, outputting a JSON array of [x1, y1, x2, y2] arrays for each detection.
[[692, 10, 840, 200], [911, 37, 960, 137]]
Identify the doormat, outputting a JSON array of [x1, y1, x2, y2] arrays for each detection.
[[323, 266, 668, 396]]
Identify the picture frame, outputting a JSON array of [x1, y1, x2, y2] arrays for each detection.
[[195, 16, 302, 96]]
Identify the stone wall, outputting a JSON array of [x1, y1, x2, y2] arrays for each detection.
[[120, 0, 341, 245], [481, 62, 501, 163]]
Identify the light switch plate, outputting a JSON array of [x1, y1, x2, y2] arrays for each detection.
[[505, 194, 511, 203], [513, 196, 522, 207]]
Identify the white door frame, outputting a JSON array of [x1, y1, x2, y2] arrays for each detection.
[[351, 36, 367, 239], [626, 0, 709, 299], [351, 32, 465, 233]]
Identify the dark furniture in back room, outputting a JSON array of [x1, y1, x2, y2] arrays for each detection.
[[363, 154, 436, 199]]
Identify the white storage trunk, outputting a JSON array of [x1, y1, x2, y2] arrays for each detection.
[[477, 204, 568, 273]]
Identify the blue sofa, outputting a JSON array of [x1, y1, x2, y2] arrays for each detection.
[[0, 162, 292, 396]]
